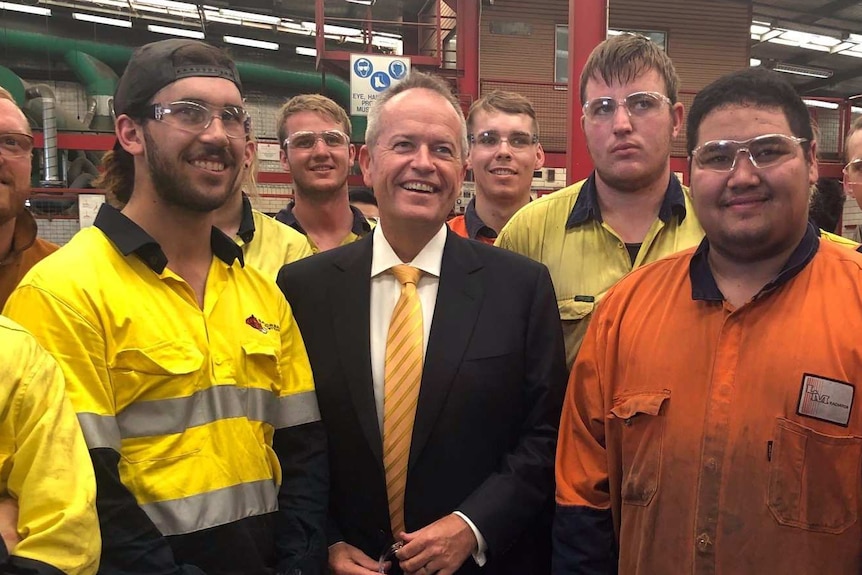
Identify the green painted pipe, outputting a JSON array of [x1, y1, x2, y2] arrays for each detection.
[[0, 65, 26, 106], [63, 51, 118, 96], [0, 29, 352, 106]]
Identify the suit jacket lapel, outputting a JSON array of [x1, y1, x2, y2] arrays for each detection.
[[329, 236, 384, 465], [409, 232, 484, 469]]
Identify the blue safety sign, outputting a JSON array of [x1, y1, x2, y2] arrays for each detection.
[[353, 58, 373, 78]]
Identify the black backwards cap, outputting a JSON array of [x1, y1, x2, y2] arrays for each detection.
[[113, 39, 243, 118]]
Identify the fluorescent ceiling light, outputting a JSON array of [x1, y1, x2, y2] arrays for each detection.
[[223, 35, 279, 50], [346, 0, 375, 5], [220, 8, 280, 25], [773, 63, 832, 78], [852, 106, 862, 114], [296, 46, 317, 57], [768, 38, 801, 47], [73, 12, 132, 27], [849, 33, 862, 43], [803, 99, 838, 110], [148, 24, 204, 39], [301, 21, 362, 36], [840, 48, 862, 58], [0, 2, 52, 15], [752, 19, 771, 26], [134, 0, 197, 8], [750, 24, 770, 35], [760, 29, 782, 41], [799, 43, 830, 52], [750, 58, 761, 67], [85, 0, 130, 7], [831, 42, 855, 53], [205, 13, 240, 24]]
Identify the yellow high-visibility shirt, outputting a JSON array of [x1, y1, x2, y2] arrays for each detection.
[[496, 174, 704, 368], [234, 196, 312, 279], [0, 316, 100, 575]]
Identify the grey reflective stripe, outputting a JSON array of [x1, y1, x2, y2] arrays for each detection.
[[140, 478, 277, 536], [116, 386, 320, 438], [77, 412, 121, 450], [274, 390, 321, 429]]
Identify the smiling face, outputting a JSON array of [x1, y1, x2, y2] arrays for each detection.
[[690, 104, 817, 262], [582, 68, 683, 193], [280, 110, 355, 201], [138, 76, 253, 213], [467, 109, 544, 206], [0, 99, 31, 225], [359, 88, 466, 238]]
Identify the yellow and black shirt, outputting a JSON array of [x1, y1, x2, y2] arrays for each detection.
[[4, 204, 327, 575]]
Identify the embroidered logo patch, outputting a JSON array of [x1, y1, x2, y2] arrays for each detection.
[[796, 373, 854, 427], [245, 314, 280, 334]]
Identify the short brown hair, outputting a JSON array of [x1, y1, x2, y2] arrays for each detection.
[[846, 115, 862, 158], [466, 90, 539, 137], [276, 94, 351, 146], [579, 33, 680, 106]]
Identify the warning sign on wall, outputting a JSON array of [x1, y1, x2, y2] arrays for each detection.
[[350, 54, 411, 116]]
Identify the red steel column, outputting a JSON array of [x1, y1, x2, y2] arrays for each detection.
[[567, 0, 607, 185], [457, 0, 480, 109]]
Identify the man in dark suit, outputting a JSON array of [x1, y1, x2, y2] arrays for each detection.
[[278, 71, 567, 575]]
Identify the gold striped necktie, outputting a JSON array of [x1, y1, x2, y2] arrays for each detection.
[[383, 264, 424, 537]]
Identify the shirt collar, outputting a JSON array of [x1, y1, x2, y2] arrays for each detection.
[[371, 223, 447, 279], [0, 209, 38, 265], [689, 221, 820, 302], [237, 194, 256, 243], [278, 201, 373, 236], [463, 197, 498, 240], [566, 172, 688, 229], [94, 204, 244, 273]]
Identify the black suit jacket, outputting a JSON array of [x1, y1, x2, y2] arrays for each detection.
[[277, 230, 567, 575]]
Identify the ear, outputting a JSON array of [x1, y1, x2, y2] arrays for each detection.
[[243, 139, 255, 170], [115, 115, 145, 156], [670, 102, 684, 139], [807, 140, 819, 185], [279, 148, 291, 173], [348, 143, 356, 169], [534, 142, 546, 170], [358, 145, 373, 187]]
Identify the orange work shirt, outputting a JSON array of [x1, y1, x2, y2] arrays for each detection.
[[556, 225, 862, 574], [0, 210, 58, 309]]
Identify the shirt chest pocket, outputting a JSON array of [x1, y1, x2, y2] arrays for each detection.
[[610, 390, 671, 507], [768, 418, 862, 533], [558, 299, 595, 323], [110, 342, 205, 462]]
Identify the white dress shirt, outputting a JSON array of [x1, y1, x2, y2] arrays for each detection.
[[369, 224, 487, 565]]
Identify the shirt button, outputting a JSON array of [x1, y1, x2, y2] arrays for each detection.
[[214, 356, 223, 365], [705, 458, 717, 471], [617, 242, 624, 249], [696, 533, 712, 552]]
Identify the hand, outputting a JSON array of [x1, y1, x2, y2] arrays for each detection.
[[328, 541, 380, 575], [397, 514, 477, 575], [0, 498, 20, 554]]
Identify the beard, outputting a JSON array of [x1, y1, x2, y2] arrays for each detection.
[[144, 128, 240, 213]]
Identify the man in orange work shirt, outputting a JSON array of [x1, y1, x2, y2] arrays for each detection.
[[448, 91, 544, 244], [0, 87, 57, 308], [554, 67, 862, 574]]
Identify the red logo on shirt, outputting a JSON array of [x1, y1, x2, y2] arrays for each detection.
[[245, 315, 279, 334]]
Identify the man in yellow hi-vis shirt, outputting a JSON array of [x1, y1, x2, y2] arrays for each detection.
[[5, 39, 327, 575], [496, 34, 704, 368], [0, 316, 99, 574]]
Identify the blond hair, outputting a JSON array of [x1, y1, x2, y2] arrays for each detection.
[[276, 94, 351, 145]]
